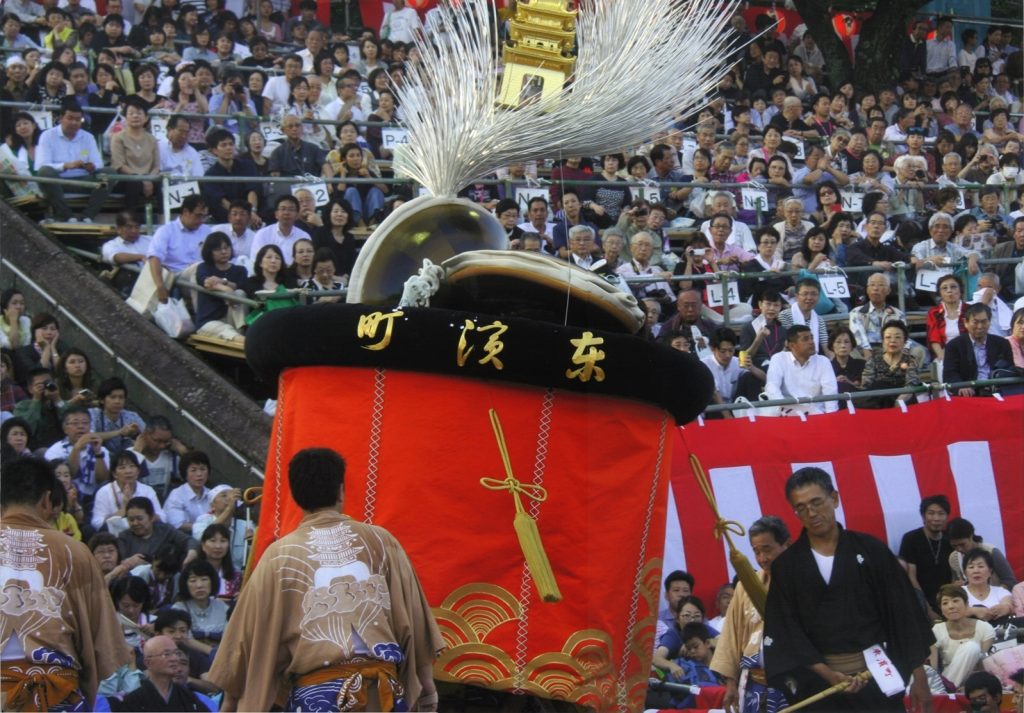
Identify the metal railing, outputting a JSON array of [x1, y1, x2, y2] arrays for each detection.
[[703, 377, 1024, 414], [64, 246, 260, 308], [3, 165, 1007, 236]]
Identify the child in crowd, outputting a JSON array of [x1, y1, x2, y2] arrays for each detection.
[[666, 622, 722, 708]]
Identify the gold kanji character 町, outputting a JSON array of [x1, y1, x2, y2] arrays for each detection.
[[356, 310, 404, 351], [565, 331, 606, 382], [457, 319, 508, 370]]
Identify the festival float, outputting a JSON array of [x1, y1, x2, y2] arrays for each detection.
[[244, 1, 736, 709]]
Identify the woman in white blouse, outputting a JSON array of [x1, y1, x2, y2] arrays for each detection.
[[91, 450, 164, 533]]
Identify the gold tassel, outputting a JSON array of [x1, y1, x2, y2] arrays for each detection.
[[513, 512, 562, 602], [482, 409, 562, 603]]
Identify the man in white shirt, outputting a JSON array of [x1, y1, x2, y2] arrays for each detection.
[[381, 0, 422, 44], [43, 406, 111, 498], [211, 199, 256, 273], [911, 212, 980, 275], [882, 109, 916, 145], [262, 54, 304, 114], [158, 115, 203, 177], [701, 328, 761, 415], [129, 416, 186, 500], [681, 124, 716, 175], [163, 451, 214, 534], [778, 279, 830, 357], [971, 273, 1013, 336], [516, 196, 557, 254], [35, 99, 111, 222], [324, 73, 367, 124], [102, 211, 153, 270], [700, 192, 756, 252], [249, 194, 311, 266], [765, 325, 839, 416], [296, 27, 326, 73]]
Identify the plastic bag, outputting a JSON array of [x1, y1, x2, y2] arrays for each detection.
[[153, 297, 194, 338]]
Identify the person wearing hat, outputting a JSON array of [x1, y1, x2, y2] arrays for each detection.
[[0, 54, 30, 137], [191, 483, 250, 571]]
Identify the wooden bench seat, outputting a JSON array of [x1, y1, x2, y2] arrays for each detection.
[[187, 333, 246, 359]]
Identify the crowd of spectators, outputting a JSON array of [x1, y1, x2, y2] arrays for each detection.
[[2, 2, 1023, 415], [1, 308, 252, 707], [2, 5, 1024, 708]]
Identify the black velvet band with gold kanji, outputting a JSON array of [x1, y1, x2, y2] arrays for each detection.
[[246, 304, 713, 424]]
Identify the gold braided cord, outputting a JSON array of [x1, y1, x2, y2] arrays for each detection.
[[482, 409, 561, 603], [689, 454, 767, 617]]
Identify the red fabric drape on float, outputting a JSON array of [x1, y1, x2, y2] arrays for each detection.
[[252, 366, 674, 711]]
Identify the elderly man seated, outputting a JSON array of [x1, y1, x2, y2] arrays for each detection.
[[911, 212, 981, 298], [849, 272, 927, 363], [563, 225, 601, 269], [700, 191, 756, 252], [617, 231, 676, 312], [970, 272, 1015, 336]]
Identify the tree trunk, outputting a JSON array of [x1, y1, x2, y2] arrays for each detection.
[[789, 0, 933, 94], [790, 0, 854, 92], [853, 0, 931, 92]]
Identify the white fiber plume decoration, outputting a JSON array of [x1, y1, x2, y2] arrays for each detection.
[[394, 0, 740, 198]]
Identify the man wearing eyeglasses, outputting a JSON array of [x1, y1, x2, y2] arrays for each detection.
[[763, 467, 935, 712], [326, 72, 367, 124], [136, 194, 212, 309], [846, 210, 908, 287], [123, 635, 210, 711]]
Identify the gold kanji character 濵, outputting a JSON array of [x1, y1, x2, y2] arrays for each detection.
[[457, 319, 508, 370]]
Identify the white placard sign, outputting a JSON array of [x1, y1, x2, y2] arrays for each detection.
[[260, 121, 284, 142], [149, 116, 168, 142], [819, 274, 850, 299], [292, 182, 329, 207], [840, 190, 863, 213], [706, 280, 740, 308], [630, 184, 663, 204], [514, 186, 550, 218], [166, 181, 200, 210], [30, 110, 54, 131], [781, 135, 805, 160], [381, 127, 409, 150], [915, 267, 953, 292], [741, 187, 769, 212], [956, 190, 966, 211]]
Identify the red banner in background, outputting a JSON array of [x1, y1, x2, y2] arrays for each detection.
[[665, 396, 1024, 611]]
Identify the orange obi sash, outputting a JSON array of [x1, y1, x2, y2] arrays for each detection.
[[294, 657, 401, 712], [1, 660, 81, 712]]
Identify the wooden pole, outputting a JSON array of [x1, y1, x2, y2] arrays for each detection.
[[778, 671, 873, 713]]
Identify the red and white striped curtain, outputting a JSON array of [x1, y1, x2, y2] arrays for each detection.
[[666, 395, 1024, 609]]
